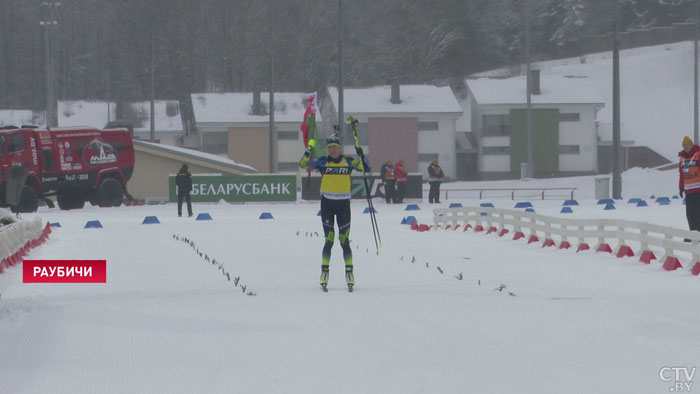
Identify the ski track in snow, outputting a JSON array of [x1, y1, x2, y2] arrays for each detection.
[[0, 194, 699, 394]]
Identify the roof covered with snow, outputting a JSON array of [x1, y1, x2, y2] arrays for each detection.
[[466, 76, 604, 106], [58, 100, 183, 132], [134, 140, 256, 173], [0, 110, 41, 127], [191, 92, 319, 124], [326, 85, 462, 115]]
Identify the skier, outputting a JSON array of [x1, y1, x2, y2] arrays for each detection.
[[175, 164, 193, 217], [394, 159, 407, 203], [428, 159, 444, 203], [380, 159, 396, 203], [679, 136, 700, 232], [299, 134, 371, 291]]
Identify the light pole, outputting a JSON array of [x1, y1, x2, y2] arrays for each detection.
[[338, 0, 344, 136], [269, 0, 275, 173], [525, 9, 533, 179], [149, 0, 155, 142], [40, 2, 60, 128], [694, 0, 699, 144], [612, 0, 622, 199]]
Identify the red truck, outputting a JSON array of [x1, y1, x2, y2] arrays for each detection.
[[0, 125, 135, 212]]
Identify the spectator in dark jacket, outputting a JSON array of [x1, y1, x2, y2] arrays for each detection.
[[679, 136, 700, 231], [394, 159, 408, 204], [428, 159, 444, 203], [380, 159, 396, 203], [175, 164, 193, 217]]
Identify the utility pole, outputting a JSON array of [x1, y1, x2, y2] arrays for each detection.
[[269, 0, 275, 173], [525, 9, 533, 179], [338, 0, 344, 137], [40, 2, 60, 128], [612, 0, 622, 199], [149, 0, 156, 142]]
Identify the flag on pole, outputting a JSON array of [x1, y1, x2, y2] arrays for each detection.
[[300, 92, 323, 158]]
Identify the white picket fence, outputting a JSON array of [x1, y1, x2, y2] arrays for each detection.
[[0, 217, 48, 273], [432, 206, 700, 275]]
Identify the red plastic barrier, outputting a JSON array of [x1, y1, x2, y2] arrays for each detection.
[[499, 228, 509, 237], [616, 245, 634, 258], [639, 250, 656, 264], [576, 243, 590, 252], [513, 231, 525, 241], [662, 256, 683, 271], [692, 262, 700, 276], [527, 235, 539, 244], [559, 241, 571, 250], [542, 239, 556, 248], [597, 243, 613, 254]]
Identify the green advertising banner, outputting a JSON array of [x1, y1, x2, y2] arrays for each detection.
[[169, 174, 296, 202]]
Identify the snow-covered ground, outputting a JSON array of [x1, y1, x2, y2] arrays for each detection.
[[1, 171, 699, 394]]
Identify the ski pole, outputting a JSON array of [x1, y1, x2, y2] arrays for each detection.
[[347, 115, 382, 254]]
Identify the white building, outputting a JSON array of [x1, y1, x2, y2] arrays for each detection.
[[324, 84, 462, 179], [465, 73, 604, 179], [192, 92, 319, 173]]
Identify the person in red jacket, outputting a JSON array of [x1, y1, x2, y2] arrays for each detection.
[[394, 159, 408, 203], [679, 136, 700, 231]]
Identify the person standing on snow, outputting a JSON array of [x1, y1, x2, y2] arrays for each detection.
[[394, 159, 408, 203], [175, 164, 193, 217], [679, 136, 700, 232], [427, 159, 444, 204], [380, 159, 396, 204], [299, 134, 371, 291]]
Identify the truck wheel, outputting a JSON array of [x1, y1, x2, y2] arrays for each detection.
[[57, 190, 86, 210], [96, 178, 123, 207], [17, 185, 38, 213]]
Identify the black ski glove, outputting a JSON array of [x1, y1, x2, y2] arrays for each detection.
[[680, 189, 684, 198]]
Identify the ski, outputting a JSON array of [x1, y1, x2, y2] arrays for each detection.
[[321, 284, 328, 292]]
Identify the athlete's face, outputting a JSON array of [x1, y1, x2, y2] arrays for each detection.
[[328, 145, 342, 159], [684, 143, 693, 153]]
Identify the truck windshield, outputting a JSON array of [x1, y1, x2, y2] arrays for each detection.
[[9, 134, 24, 153]]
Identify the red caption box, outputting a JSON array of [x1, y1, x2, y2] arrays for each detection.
[[23, 260, 107, 283]]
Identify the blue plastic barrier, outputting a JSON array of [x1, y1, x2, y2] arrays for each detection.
[[196, 213, 213, 220], [142, 216, 160, 224], [84, 220, 103, 229], [259, 212, 274, 219]]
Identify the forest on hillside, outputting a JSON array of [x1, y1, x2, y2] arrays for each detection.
[[0, 0, 696, 111]]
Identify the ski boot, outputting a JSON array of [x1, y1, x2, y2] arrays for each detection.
[[320, 266, 329, 292], [345, 266, 355, 292]]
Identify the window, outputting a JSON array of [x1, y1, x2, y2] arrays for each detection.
[[418, 121, 439, 131], [482, 146, 510, 155], [277, 162, 299, 171], [0, 135, 5, 157], [42, 150, 55, 171], [559, 113, 580, 122], [202, 132, 228, 154], [482, 115, 510, 136], [418, 153, 439, 162], [559, 145, 580, 154], [9, 134, 25, 153], [355, 123, 369, 145], [278, 131, 298, 140]]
